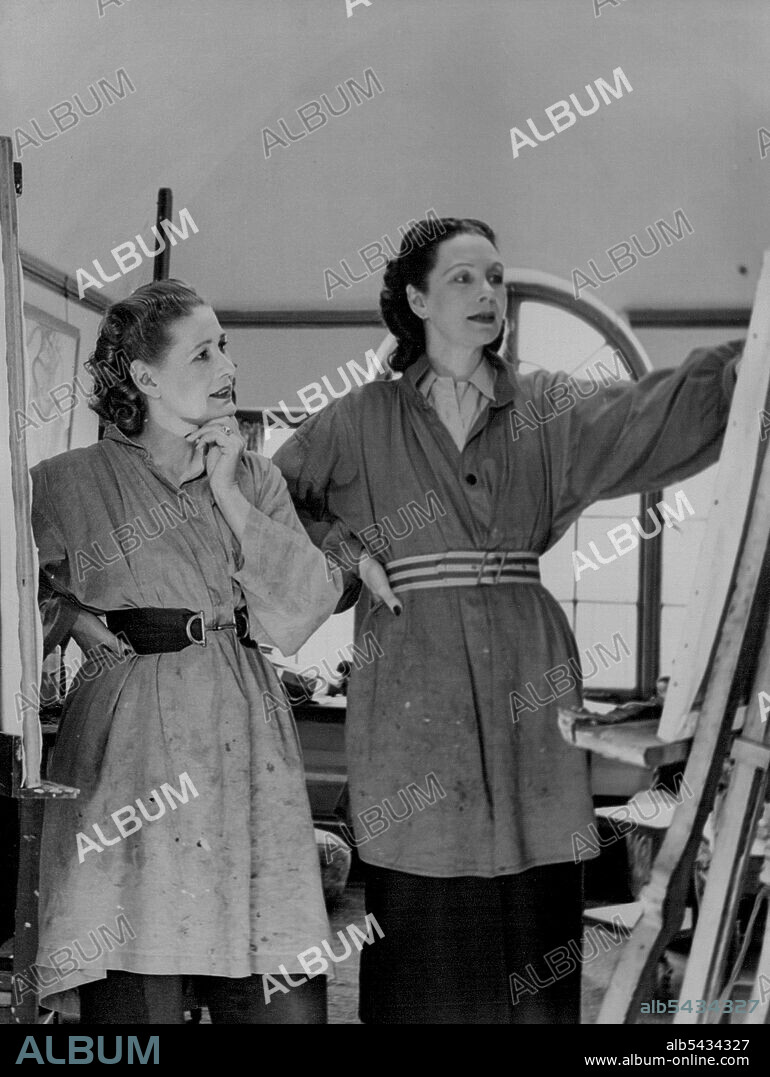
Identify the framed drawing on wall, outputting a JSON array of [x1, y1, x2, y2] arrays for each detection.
[[23, 303, 82, 465]]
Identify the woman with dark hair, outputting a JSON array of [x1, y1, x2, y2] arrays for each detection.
[[273, 217, 744, 1024], [29, 280, 342, 1023]]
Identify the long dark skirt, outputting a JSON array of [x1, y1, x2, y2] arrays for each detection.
[[359, 861, 583, 1024], [79, 971, 327, 1024]]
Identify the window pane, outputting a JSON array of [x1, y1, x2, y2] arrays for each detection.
[[516, 299, 640, 694], [574, 516, 639, 602], [559, 601, 575, 633], [575, 604, 637, 690], [540, 525, 577, 601], [516, 302, 624, 381]]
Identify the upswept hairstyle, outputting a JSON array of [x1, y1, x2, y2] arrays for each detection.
[[379, 216, 505, 373], [87, 279, 206, 435]]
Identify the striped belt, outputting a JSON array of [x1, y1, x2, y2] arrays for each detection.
[[384, 551, 541, 593]]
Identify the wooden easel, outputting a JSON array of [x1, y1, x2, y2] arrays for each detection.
[[583, 252, 770, 1024], [0, 136, 79, 1025]]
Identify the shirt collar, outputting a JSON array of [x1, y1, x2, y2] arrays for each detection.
[[405, 350, 516, 409], [102, 423, 207, 482], [417, 355, 497, 403], [103, 423, 148, 452]]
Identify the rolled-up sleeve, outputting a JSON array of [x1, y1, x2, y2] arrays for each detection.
[[30, 464, 82, 657], [549, 339, 744, 540], [273, 405, 364, 613], [233, 454, 343, 655]]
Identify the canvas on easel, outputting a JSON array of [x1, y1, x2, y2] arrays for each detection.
[[597, 251, 770, 1023], [658, 264, 770, 743], [0, 136, 80, 1028]]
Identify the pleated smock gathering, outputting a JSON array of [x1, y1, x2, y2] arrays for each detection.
[[274, 343, 743, 879], [29, 425, 341, 1013]]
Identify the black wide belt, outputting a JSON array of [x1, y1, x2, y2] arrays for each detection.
[[105, 607, 254, 654]]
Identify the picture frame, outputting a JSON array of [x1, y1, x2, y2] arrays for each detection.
[[23, 303, 82, 464]]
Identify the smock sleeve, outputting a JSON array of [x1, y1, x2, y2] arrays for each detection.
[[30, 464, 82, 657], [272, 403, 364, 612], [548, 339, 744, 544], [232, 453, 344, 655]]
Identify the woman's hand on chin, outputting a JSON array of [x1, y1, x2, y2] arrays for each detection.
[[185, 420, 245, 497]]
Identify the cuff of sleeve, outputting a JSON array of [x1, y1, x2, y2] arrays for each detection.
[[722, 340, 745, 393], [332, 573, 363, 614], [233, 504, 342, 655], [321, 529, 364, 614]]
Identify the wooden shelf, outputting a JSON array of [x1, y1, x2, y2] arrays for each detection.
[[559, 713, 691, 769]]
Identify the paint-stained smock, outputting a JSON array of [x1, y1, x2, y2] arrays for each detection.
[[273, 342, 743, 878], [28, 425, 341, 1013]]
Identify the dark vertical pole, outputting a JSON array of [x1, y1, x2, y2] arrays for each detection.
[[638, 490, 663, 696], [11, 799, 44, 1023], [153, 188, 172, 281]]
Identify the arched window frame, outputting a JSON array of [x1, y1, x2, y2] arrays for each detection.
[[503, 269, 659, 702]]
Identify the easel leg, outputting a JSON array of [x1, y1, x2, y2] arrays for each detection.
[[675, 637, 770, 1020], [745, 837, 770, 1024], [11, 793, 43, 1023]]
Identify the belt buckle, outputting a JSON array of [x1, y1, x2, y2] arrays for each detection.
[[478, 552, 506, 585], [475, 551, 489, 584], [185, 611, 207, 646]]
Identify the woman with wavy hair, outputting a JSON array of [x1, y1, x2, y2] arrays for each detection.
[[273, 216, 743, 1024], [29, 280, 341, 1023]]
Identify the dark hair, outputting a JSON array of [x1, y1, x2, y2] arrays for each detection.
[[87, 279, 206, 435], [379, 217, 505, 373]]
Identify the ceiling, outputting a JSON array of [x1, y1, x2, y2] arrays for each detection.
[[1, 0, 768, 313]]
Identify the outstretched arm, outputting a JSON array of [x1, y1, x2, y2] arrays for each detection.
[[544, 339, 744, 545]]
